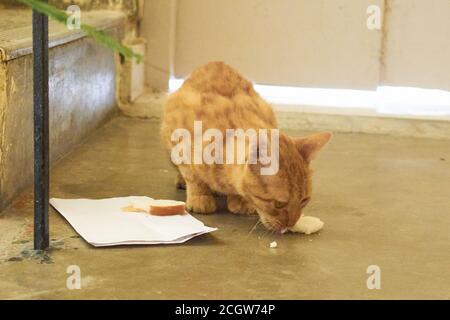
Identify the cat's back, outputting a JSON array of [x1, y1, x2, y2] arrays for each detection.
[[183, 61, 254, 97], [162, 62, 277, 141]]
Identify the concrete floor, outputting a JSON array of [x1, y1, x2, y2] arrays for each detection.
[[0, 116, 449, 299]]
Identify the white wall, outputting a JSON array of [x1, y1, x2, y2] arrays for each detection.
[[142, 0, 450, 93], [174, 0, 383, 90], [381, 0, 450, 91], [141, 0, 177, 90]]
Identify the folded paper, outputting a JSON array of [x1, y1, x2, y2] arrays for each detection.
[[50, 197, 217, 247]]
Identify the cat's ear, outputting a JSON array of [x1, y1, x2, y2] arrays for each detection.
[[294, 132, 332, 163]]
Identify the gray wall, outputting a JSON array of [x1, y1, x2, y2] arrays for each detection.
[[0, 37, 117, 210]]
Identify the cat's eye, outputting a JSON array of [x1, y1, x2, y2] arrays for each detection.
[[274, 200, 288, 209], [300, 197, 311, 208]]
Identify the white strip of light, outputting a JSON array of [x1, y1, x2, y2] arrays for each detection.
[[377, 86, 450, 116], [169, 78, 450, 116]]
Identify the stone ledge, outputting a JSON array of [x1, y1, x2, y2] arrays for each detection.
[[0, 10, 125, 210], [0, 9, 126, 62]]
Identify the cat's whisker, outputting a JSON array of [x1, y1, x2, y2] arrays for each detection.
[[246, 219, 261, 238], [260, 227, 273, 239]]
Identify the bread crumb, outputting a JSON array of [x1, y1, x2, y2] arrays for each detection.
[[121, 205, 146, 213], [270, 241, 278, 248]]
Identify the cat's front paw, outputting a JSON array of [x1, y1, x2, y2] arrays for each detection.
[[186, 195, 217, 214], [227, 195, 257, 215]]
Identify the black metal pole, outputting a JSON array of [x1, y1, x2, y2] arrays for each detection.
[[33, 5, 50, 251]]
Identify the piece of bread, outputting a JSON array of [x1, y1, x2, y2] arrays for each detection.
[[123, 198, 154, 214], [289, 216, 324, 235], [149, 199, 186, 216]]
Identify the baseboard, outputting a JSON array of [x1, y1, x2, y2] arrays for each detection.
[[276, 106, 450, 140]]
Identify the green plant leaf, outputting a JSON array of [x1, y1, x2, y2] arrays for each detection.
[[18, 0, 142, 63]]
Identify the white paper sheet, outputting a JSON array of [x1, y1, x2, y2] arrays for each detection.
[[50, 197, 217, 247]]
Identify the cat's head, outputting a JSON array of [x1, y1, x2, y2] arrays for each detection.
[[242, 132, 332, 232]]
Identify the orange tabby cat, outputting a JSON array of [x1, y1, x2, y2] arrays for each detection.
[[161, 62, 331, 232]]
